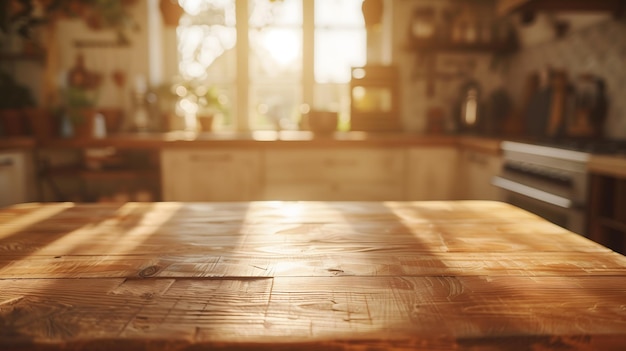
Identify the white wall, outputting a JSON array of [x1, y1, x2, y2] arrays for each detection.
[[53, 1, 151, 112]]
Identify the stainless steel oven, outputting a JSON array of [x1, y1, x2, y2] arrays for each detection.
[[492, 141, 590, 235]]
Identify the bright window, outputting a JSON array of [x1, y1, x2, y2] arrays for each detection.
[[177, 0, 366, 131]]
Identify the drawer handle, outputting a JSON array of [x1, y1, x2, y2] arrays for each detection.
[[492, 176, 574, 209]]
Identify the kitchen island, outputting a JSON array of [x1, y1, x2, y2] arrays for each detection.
[[1, 200, 626, 350]]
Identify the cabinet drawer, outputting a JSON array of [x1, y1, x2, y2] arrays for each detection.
[[460, 150, 503, 200], [0, 152, 29, 207], [407, 147, 459, 200], [265, 149, 405, 182], [263, 148, 405, 201], [161, 149, 261, 201]]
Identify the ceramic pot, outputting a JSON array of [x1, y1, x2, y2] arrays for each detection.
[[98, 108, 124, 134], [308, 110, 338, 135], [197, 115, 214, 132], [67, 108, 97, 140]]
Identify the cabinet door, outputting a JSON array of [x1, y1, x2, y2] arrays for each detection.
[[460, 150, 503, 200], [407, 147, 459, 200], [161, 149, 261, 201], [0, 152, 29, 207], [588, 173, 626, 255], [264, 148, 405, 200]]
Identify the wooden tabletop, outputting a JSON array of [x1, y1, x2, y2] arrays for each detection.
[[1, 201, 626, 350]]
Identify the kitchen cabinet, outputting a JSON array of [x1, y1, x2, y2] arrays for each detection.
[[38, 147, 161, 202], [161, 149, 262, 201], [33, 135, 506, 203], [0, 150, 35, 207], [459, 149, 503, 200], [263, 148, 405, 201], [589, 174, 626, 255], [406, 147, 459, 200], [588, 156, 626, 255]]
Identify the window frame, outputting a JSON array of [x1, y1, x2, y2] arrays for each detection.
[[176, 0, 365, 131]]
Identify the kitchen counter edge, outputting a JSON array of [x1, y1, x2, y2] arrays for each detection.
[[29, 132, 502, 152], [589, 154, 626, 179]]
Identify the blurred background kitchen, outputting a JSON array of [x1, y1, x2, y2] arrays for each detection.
[[2, 0, 625, 137], [1, 0, 626, 252]]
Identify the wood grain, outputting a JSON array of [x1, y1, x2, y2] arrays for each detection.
[[1, 201, 626, 350]]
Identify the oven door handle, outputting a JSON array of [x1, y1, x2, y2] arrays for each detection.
[[491, 176, 575, 209]]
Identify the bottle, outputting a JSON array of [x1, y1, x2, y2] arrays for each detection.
[[93, 112, 107, 138]]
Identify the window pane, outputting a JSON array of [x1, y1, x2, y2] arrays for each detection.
[[175, 0, 366, 131], [249, 0, 302, 27], [180, 0, 236, 23], [315, 0, 365, 27], [249, 27, 302, 79], [315, 28, 365, 83], [178, 0, 236, 130], [314, 0, 366, 129], [178, 25, 236, 80], [313, 83, 350, 130], [250, 83, 301, 130], [249, 0, 302, 130]]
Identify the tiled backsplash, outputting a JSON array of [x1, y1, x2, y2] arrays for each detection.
[[503, 17, 626, 139]]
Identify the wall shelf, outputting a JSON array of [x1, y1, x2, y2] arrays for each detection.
[[406, 39, 517, 54], [497, 0, 625, 17]]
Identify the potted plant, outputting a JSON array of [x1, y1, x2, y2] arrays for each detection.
[[159, 78, 227, 132], [55, 53, 102, 139], [193, 84, 226, 132]]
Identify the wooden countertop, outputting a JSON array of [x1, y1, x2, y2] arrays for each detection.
[[31, 131, 503, 154], [456, 136, 503, 155], [0, 137, 36, 150], [589, 154, 626, 179], [1, 200, 626, 350], [37, 131, 460, 149]]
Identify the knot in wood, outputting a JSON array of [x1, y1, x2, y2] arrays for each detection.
[[138, 265, 160, 278]]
